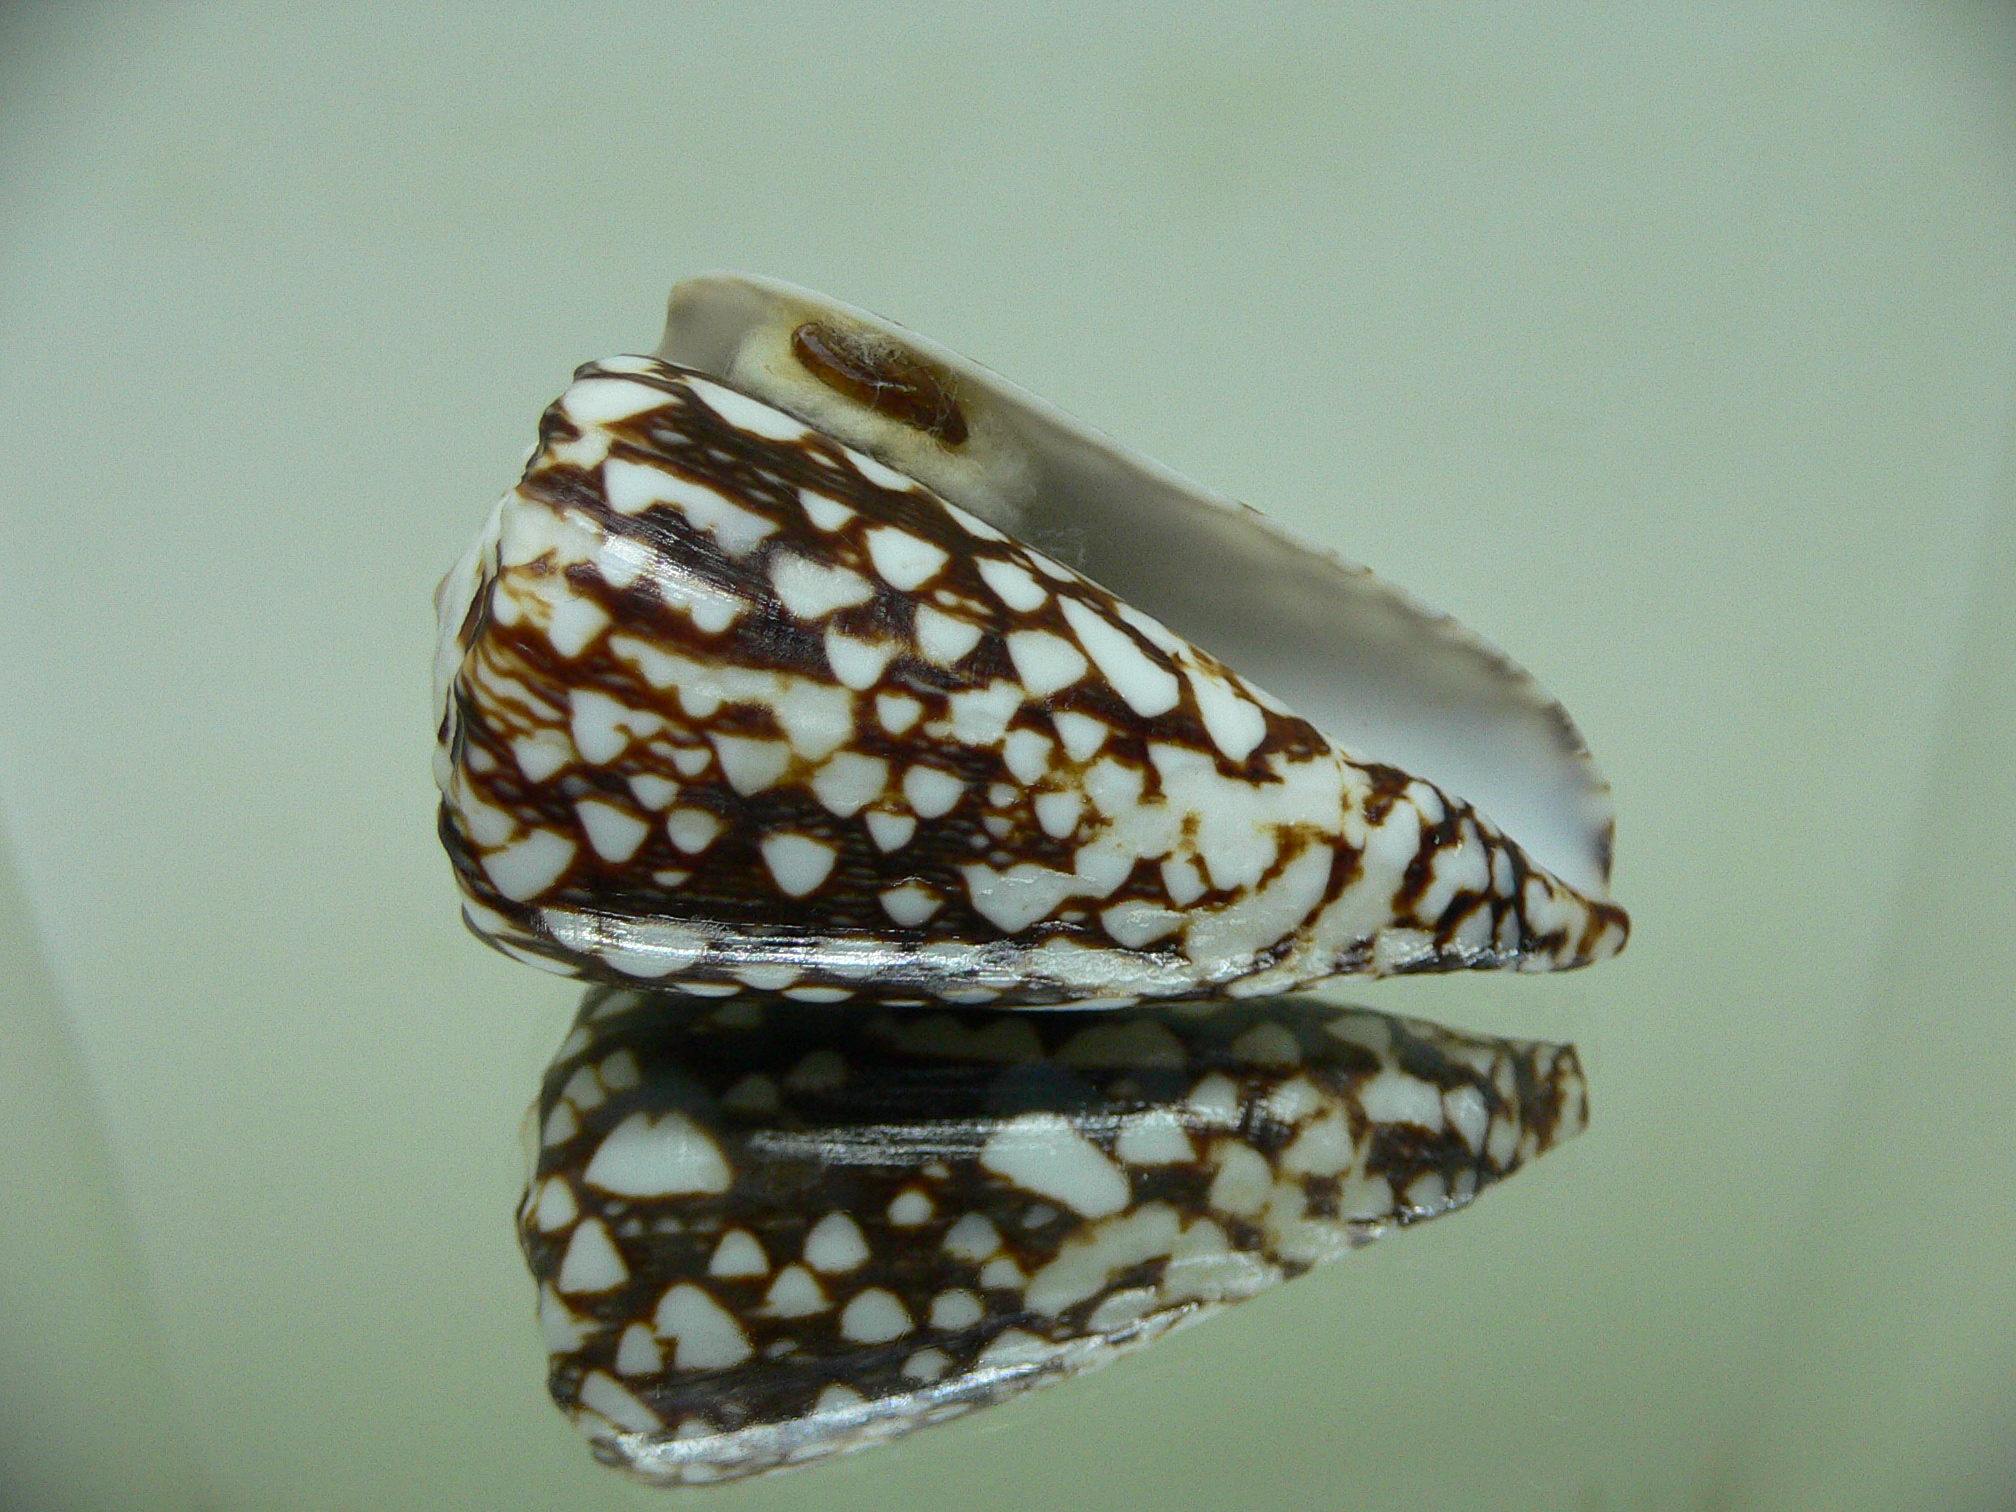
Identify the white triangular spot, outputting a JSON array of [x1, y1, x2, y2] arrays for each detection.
[[879, 884, 942, 926], [575, 799, 650, 863], [816, 1382, 867, 1412], [1185, 666, 1267, 762], [760, 833, 837, 897], [1007, 630, 1088, 697], [579, 1369, 662, 1431], [510, 731, 574, 783], [915, 606, 982, 666], [887, 1188, 935, 1226], [876, 693, 923, 734], [533, 1177, 578, 1231], [1100, 898, 1185, 947], [708, 1229, 770, 1278], [653, 1283, 753, 1370], [546, 595, 611, 659], [977, 557, 1047, 611], [847, 448, 919, 494], [665, 807, 723, 854], [1033, 790, 1083, 839], [865, 810, 917, 852], [803, 1212, 870, 1273], [709, 735, 792, 796], [947, 681, 1022, 746], [902, 764, 965, 818], [584, 1111, 731, 1196], [866, 528, 949, 591], [557, 1218, 628, 1294], [798, 488, 856, 531], [1001, 729, 1053, 785], [1160, 855, 1206, 905], [1051, 710, 1110, 763], [1115, 1108, 1196, 1165], [480, 829, 575, 902], [1060, 598, 1179, 716], [811, 751, 889, 817], [825, 630, 897, 690], [840, 1288, 912, 1343], [571, 688, 661, 765], [929, 1288, 984, 1329], [761, 1264, 830, 1317], [941, 1213, 1001, 1261], [615, 1323, 664, 1376], [627, 773, 679, 811], [961, 861, 1076, 933]]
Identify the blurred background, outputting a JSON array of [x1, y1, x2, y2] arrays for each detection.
[[3, 4, 2014, 1509]]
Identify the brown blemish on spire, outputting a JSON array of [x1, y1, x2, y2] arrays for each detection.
[[792, 321, 970, 447]]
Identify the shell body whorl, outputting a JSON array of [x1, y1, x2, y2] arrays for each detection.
[[523, 989, 1590, 1484], [435, 332, 1627, 1007]]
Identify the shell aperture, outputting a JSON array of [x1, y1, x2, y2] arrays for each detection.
[[435, 276, 1629, 1005], [522, 989, 1588, 1486]]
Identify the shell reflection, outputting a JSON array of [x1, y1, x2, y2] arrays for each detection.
[[522, 989, 1587, 1485]]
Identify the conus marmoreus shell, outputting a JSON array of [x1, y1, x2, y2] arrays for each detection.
[[434, 275, 1629, 1007], [521, 988, 1588, 1485]]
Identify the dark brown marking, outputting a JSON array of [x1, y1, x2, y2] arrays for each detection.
[[438, 356, 1628, 1001], [520, 989, 1589, 1485], [792, 322, 970, 447]]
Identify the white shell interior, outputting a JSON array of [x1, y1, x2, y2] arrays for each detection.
[[659, 273, 1616, 897]]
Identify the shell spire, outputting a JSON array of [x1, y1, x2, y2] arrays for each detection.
[[435, 277, 1627, 1007]]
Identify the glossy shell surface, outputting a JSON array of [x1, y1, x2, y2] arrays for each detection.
[[434, 277, 1628, 1006], [522, 990, 1588, 1485]]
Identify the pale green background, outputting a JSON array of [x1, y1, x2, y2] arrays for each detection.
[[3, 5, 2014, 1510]]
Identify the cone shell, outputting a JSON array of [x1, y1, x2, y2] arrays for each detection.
[[522, 989, 1588, 1485], [435, 278, 1628, 1006]]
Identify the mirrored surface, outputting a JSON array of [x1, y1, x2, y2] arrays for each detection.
[[3, 5, 2014, 1510]]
